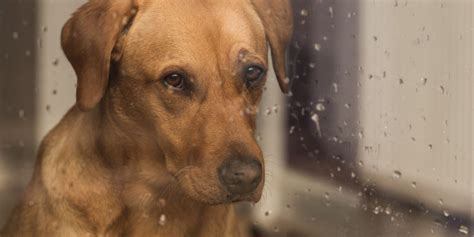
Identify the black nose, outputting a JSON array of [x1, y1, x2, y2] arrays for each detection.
[[218, 158, 262, 195]]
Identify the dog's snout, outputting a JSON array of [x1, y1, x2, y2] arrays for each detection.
[[218, 157, 262, 195]]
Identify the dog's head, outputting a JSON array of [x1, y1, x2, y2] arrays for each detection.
[[61, 0, 293, 204]]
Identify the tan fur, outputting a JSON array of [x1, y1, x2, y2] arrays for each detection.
[[1, 0, 292, 236]]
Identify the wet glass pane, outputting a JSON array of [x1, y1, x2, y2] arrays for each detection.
[[0, 0, 472, 236]]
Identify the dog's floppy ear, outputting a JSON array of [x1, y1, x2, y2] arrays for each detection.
[[61, 0, 137, 111], [251, 0, 293, 93]]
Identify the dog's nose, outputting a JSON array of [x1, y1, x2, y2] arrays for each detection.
[[218, 158, 262, 195]]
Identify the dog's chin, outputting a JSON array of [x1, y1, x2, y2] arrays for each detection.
[[180, 187, 262, 205]]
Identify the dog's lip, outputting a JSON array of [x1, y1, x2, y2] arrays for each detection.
[[225, 193, 256, 203]]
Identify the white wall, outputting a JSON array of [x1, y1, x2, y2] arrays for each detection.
[[357, 0, 473, 217], [35, 0, 85, 143]]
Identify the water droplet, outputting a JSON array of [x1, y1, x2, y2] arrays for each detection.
[[272, 104, 279, 114], [18, 109, 25, 119], [309, 62, 316, 68], [315, 103, 326, 112], [42, 26, 48, 32], [399, 78, 404, 84], [300, 9, 309, 16], [421, 77, 428, 85], [273, 226, 280, 233], [52, 58, 59, 66], [373, 36, 378, 41], [373, 206, 382, 215], [264, 210, 271, 216], [332, 83, 338, 93], [393, 170, 402, 179], [411, 182, 417, 188], [438, 199, 444, 205], [324, 192, 330, 200], [458, 225, 469, 235], [311, 113, 322, 137], [385, 206, 392, 215], [344, 103, 351, 109], [159, 214, 166, 226], [12, 32, 19, 39], [439, 85, 445, 94], [328, 6, 334, 18], [443, 210, 450, 217], [289, 126, 295, 134], [265, 108, 272, 116], [313, 43, 321, 51]]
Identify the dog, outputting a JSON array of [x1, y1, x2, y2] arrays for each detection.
[[1, 0, 293, 236]]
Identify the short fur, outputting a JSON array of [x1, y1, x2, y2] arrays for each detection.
[[1, 0, 292, 236]]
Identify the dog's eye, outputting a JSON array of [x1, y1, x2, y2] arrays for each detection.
[[164, 73, 186, 90], [244, 65, 265, 86]]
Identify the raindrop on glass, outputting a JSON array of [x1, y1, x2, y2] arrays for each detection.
[[392, 170, 402, 179], [18, 109, 25, 119], [443, 210, 450, 217], [272, 104, 279, 114], [159, 214, 166, 226], [385, 206, 392, 215], [12, 32, 19, 40], [373, 206, 382, 215], [311, 113, 322, 137], [314, 43, 321, 51], [439, 85, 445, 94], [332, 83, 338, 93], [300, 9, 309, 17], [265, 108, 272, 116], [289, 126, 295, 134], [458, 225, 469, 235], [315, 103, 326, 112], [351, 172, 356, 179]]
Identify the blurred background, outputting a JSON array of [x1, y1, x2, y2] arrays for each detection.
[[0, 0, 472, 236]]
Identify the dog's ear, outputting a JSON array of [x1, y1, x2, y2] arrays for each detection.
[[61, 0, 137, 111], [251, 0, 293, 93]]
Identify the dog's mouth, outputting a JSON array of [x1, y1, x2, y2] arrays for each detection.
[[225, 193, 257, 204], [173, 166, 262, 205]]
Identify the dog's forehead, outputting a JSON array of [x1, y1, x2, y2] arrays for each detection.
[[128, 0, 266, 62]]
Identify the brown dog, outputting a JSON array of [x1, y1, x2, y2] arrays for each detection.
[[1, 0, 292, 236]]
